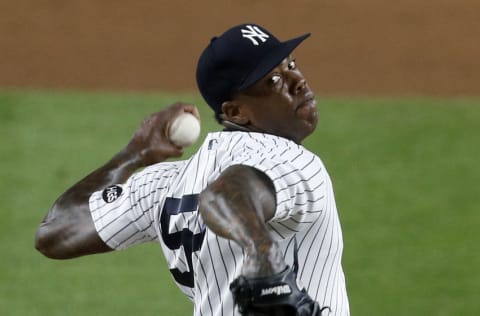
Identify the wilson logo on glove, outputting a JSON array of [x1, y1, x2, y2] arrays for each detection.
[[230, 239, 331, 315], [260, 284, 292, 296]]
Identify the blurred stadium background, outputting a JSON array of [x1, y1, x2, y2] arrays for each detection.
[[1, 1, 479, 315]]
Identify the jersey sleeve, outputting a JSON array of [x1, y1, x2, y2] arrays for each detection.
[[89, 162, 181, 250], [226, 141, 328, 240]]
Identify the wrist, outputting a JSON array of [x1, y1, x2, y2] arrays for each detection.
[[108, 147, 146, 177], [243, 240, 286, 277], [124, 139, 149, 166]]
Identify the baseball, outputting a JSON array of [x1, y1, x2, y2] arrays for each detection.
[[168, 112, 201, 147]]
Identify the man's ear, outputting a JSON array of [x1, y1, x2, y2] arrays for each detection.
[[221, 101, 249, 125]]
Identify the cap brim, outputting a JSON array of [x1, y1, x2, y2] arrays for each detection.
[[238, 33, 311, 91]]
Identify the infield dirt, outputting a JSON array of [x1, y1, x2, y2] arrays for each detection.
[[1, 0, 478, 96]]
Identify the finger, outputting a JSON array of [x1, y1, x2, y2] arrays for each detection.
[[189, 106, 201, 121], [178, 103, 201, 121], [166, 147, 184, 157], [167, 143, 185, 156]]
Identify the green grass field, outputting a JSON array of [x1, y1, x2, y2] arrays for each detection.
[[1, 89, 479, 315]]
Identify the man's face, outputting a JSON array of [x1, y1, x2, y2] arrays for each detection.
[[231, 56, 318, 144]]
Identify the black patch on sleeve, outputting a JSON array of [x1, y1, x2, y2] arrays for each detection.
[[102, 185, 123, 203]]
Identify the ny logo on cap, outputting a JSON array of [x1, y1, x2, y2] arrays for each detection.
[[241, 25, 270, 46]]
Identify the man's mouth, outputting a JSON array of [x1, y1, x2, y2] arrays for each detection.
[[296, 93, 316, 111]]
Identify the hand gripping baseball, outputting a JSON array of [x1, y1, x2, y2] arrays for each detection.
[[126, 102, 199, 166], [230, 240, 331, 316]]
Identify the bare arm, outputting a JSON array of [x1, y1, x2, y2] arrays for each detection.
[[35, 102, 199, 259], [199, 165, 287, 277]]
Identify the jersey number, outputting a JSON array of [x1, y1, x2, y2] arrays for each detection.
[[160, 194, 206, 288]]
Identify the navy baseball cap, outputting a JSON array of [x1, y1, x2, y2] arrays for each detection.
[[196, 23, 310, 115]]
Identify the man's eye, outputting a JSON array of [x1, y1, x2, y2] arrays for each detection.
[[288, 60, 297, 70], [270, 74, 281, 84]]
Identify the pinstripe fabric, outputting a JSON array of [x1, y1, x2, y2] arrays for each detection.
[[89, 131, 349, 315]]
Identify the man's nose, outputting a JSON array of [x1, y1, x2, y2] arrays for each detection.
[[289, 72, 307, 95]]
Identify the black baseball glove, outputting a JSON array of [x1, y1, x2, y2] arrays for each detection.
[[230, 241, 331, 316]]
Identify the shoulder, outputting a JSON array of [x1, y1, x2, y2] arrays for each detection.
[[206, 132, 324, 179], [202, 131, 321, 164], [203, 131, 309, 154]]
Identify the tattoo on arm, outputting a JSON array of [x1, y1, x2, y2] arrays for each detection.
[[35, 149, 145, 259], [199, 165, 286, 277]]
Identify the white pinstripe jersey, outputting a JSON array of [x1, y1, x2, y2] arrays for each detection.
[[89, 131, 350, 316]]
